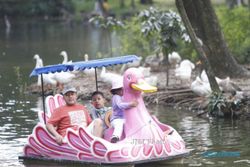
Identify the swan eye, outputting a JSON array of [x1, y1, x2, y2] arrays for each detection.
[[127, 75, 131, 81]]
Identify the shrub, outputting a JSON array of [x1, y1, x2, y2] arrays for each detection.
[[216, 6, 250, 63], [118, 16, 156, 58]]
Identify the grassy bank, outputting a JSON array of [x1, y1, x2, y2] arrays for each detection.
[[72, 0, 228, 19]]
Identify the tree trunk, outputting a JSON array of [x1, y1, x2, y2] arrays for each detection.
[[120, 0, 125, 8], [176, 0, 221, 92], [180, 0, 249, 78], [96, 0, 108, 17], [131, 0, 135, 9]]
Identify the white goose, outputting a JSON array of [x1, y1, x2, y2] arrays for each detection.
[[168, 51, 181, 68], [60, 51, 80, 75], [191, 76, 212, 97], [201, 70, 235, 93], [53, 72, 75, 90], [53, 57, 75, 91], [200, 70, 209, 83], [60, 51, 72, 64], [215, 76, 234, 92], [100, 67, 123, 84], [175, 59, 195, 86], [83, 54, 95, 75], [33, 54, 57, 87]]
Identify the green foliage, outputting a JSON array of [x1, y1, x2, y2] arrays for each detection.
[[208, 92, 227, 117], [89, 15, 125, 56], [138, 7, 189, 56], [89, 16, 125, 31], [118, 7, 193, 60], [0, 0, 74, 17], [216, 6, 250, 63], [176, 41, 197, 61], [71, 0, 94, 12], [118, 17, 155, 58]]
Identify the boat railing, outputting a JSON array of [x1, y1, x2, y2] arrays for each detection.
[[38, 94, 65, 124]]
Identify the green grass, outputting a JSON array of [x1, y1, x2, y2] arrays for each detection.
[[71, 0, 239, 20], [71, 0, 177, 19]]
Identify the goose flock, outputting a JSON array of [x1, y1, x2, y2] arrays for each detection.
[[33, 51, 240, 97], [33, 51, 75, 91], [167, 51, 240, 97]]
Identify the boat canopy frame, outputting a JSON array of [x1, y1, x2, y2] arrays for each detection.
[[30, 55, 139, 123]]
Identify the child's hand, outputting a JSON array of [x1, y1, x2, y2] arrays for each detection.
[[131, 100, 138, 107]]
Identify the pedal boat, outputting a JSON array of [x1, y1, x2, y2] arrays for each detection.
[[19, 55, 189, 165]]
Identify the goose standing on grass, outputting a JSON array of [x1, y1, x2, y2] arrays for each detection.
[[60, 51, 72, 64], [168, 51, 182, 68], [175, 59, 195, 86], [100, 67, 122, 84], [33, 54, 57, 88]]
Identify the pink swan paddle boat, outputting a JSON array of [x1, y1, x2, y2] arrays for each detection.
[[20, 56, 189, 165]]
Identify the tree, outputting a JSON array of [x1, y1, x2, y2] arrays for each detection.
[[176, 0, 249, 78], [176, 0, 220, 92], [120, 0, 125, 8], [131, 0, 135, 9], [226, 0, 248, 8], [138, 7, 188, 86], [89, 16, 124, 56]]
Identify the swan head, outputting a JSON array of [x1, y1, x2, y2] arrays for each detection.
[[60, 51, 67, 57], [33, 54, 40, 60], [123, 68, 157, 95]]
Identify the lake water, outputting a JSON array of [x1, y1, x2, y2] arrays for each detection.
[[0, 20, 250, 167]]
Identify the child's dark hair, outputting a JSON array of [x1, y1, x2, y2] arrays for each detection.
[[91, 91, 104, 99], [110, 88, 122, 95]]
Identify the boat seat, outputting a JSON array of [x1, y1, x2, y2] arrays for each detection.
[[38, 94, 65, 124]]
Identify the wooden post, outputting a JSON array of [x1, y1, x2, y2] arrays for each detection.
[[41, 74, 46, 124], [95, 68, 98, 91]]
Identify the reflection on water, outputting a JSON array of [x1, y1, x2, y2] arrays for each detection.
[[0, 20, 250, 167]]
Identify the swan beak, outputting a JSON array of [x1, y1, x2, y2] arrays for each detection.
[[131, 79, 157, 93]]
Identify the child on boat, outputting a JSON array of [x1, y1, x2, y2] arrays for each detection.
[[90, 91, 112, 133], [110, 80, 138, 143]]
